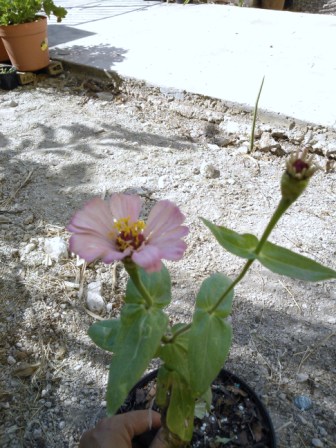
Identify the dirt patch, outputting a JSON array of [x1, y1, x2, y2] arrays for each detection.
[[0, 69, 335, 448]]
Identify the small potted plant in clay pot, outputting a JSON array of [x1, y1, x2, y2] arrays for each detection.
[[0, 0, 67, 72], [0, 63, 18, 90], [69, 141, 336, 447]]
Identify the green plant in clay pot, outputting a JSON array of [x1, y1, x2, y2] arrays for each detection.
[[0, 0, 67, 71]]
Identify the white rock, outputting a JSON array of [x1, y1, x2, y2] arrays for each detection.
[[200, 163, 220, 179], [44, 237, 68, 261], [24, 242, 36, 254], [296, 373, 309, 383], [86, 281, 105, 313], [7, 355, 16, 365], [312, 438, 324, 448]]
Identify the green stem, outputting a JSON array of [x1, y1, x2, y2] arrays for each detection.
[[248, 76, 265, 154], [209, 197, 292, 313], [124, 261, 153, 308]]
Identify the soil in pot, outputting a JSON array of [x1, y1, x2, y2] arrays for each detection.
[[0, 16, 50, 72], [119, 369, 277, 447], [0, 64, 18, 90]]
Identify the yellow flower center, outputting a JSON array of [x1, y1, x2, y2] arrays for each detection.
[[111, 217, 146, 251]]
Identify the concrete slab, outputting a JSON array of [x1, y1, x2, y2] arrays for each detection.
[[49, 3, 336, 129]]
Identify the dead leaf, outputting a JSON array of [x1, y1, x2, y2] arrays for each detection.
[[12, 363, 40, 378]]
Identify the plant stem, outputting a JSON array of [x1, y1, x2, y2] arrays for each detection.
[[124, 262, 153, 308], [209, 197, 292, 313], [248, 76, 265, 154]]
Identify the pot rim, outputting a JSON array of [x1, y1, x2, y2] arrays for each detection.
[[123, 368, 277, 447]]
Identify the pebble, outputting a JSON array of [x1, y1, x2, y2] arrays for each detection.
[[23, 213, 34, 225], [311, 438, 324, 447], [296, 373, 309, 383], [7, 100, 18, 108], [96, 92, 114, 101], [7, 355, 16, 365], [200, 162, 220, 179], [86, 281, 105, 313], [44, 237, 68, 261], [59, 421, 65, 430], [294, 395, 313, 411], [24, 242, 37, 254]]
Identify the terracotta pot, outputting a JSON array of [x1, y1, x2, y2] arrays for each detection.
[[0, 39, 10, 62], [0, 16, 49, 72], [261, 0, 285, 9], [119, 369, 277, 447]]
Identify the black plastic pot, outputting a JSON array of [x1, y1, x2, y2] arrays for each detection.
[[120, 368, 277, 447], [0, 64, 18, 90]]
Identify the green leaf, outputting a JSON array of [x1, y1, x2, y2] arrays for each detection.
[[202, 218, 258, 259], [188, 309, 232, 397], [156, 366, 172, 408], [126, 264, 171, 307], [195, 273, 234, 317], [88, 319, 120, 352], [106, 304, 168, 415], [166, 372, 195, 442], [194, 387, 212, 419], [157, 323, 190, 382], [258, 241, 336, 281]]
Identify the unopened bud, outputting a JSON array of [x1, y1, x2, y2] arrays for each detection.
[[281, 148, 319, 203]]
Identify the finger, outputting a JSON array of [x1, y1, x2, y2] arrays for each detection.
[[150, 428, 167, 448], [120, 410, 161, 438]]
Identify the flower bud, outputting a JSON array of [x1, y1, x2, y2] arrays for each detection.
[[281, 148, 319, 203]]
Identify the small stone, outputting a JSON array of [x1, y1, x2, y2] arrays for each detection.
[[311, 438, 324, 448], [33, 428, 42, 439], [24, 242, 36, 254], [296, 373, 309, 383], [318, 427, 327, 437], [297, 415, 308, 425], [8, 100, 18, 108], [59, 421, 65, 430], [106, 303, 113, 313], [7, 355, 16, 365], [96, 92, 114, 101], [288, 120, 296, 130], [293, 395, 313, 411], [23, 213, 34, 225], [86, 281, 105, 313], [44, 237, 68, 261], [200, 163, 220, 179]]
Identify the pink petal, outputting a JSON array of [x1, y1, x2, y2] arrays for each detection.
[[67, 198, 113, 237], [132, 245, 162, 273], [145, 200, 187, 240], [150, 239, 188, 261], [69, 233, 127, 263], [109, 193, 142, 222]]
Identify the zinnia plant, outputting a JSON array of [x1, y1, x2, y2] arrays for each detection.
[[68, 150, 336, 447]]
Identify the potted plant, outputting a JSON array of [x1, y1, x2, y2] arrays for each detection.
[[0, 63, 18, 89], [68, 142, 336, 447], [0, 0, 67, 72]]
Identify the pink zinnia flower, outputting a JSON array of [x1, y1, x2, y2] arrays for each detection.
[[67, 193, 189, 272]]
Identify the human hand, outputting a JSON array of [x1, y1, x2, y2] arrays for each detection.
[[79, 410, 165, 448]]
